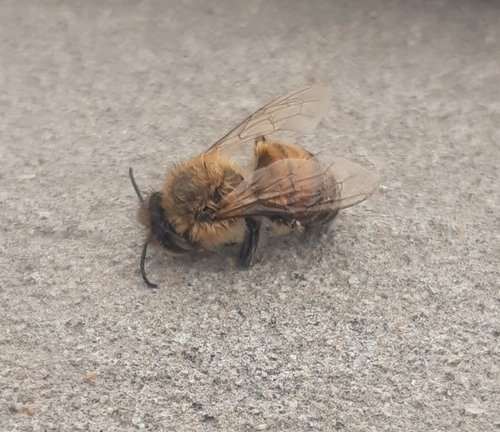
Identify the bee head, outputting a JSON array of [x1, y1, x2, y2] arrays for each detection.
[[129, 168, 192, 288], [140, 192, 193, 255]]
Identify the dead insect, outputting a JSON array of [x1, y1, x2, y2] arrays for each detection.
[[129, 84, 379, 288]]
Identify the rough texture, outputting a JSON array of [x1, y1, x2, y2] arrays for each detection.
[[1, 0, 499, 431]]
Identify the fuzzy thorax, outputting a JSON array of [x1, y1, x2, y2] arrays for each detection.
[[161, 153, 245, 249]]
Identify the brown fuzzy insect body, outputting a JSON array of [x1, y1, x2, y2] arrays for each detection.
[[129, 84, 379, 288], [252, 137, 339, 229], [145, 153, 245, 249]]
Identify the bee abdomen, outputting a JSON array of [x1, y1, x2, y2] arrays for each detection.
[[254, 140, 315, 170]]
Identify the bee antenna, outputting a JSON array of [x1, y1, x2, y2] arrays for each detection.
[[128, 167, 145, 202], [140, 241, 158, 288]]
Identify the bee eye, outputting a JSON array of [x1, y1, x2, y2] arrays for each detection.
[[198, 207, 215, 222]]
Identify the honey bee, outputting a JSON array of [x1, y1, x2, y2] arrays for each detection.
[[129, 84, 379, 288]]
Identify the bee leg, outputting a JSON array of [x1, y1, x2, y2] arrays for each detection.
[[238, 217, 261, 267]]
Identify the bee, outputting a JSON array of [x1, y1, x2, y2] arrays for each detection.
[[129, 84, 379, 288]]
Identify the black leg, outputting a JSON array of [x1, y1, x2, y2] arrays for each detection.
[[238, 218, 260, 267]]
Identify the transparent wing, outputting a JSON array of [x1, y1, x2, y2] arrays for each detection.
[[325, 157, 380, 210], [214, 157, 379, 221], [205, 84, 332, 159]]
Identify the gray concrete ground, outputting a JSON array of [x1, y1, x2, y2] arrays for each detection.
[[1, 0, 499, 430]]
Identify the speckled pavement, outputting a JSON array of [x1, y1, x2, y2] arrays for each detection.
[[1, 1, 499, 430]]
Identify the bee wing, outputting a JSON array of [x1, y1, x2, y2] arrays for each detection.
[[205, 84, 332, 159], [215, 157, 379, 220], [325, 157, 380, 210]]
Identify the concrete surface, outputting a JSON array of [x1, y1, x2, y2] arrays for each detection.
[[1, 0, 499, 430]]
